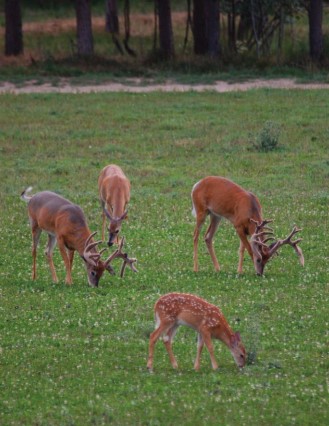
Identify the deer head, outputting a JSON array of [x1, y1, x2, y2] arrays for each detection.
[[83, 232, 137, 287], [250, 220, 304, 275], [104, 209, 128, 246], [230, 332, 246, 368], [83, 232, 113, 287]]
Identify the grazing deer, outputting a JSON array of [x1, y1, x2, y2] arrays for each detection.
[[21, 187, 137, 286], [98, 164, 130, 247], [192, 176, 304, 275], [147, 293, 246, 371]]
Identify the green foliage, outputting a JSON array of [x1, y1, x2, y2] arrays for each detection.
[[0, 2, 328, 76], [248, 121, 282, 152], [0, 89, 328, 425]]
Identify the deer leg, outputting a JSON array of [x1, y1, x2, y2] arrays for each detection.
[[193, 213, 207, 272], [194, 333, 205, 371], [204, 215, 221, 271], [31, 225, 42, 280], [147, 321, 173, 371], [57, 237, 73, 285], [68, 249, 75, 273], [236, 226, 253, 273], [102, 211, 106, 241], [163, 325, 179, 369], [45, 234, 58, 283], [200, 329, 218, 370], [99, 199, 106, 241], [238, 240, 246, 274]]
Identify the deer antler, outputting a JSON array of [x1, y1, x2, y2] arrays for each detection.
[[104, 236, 137, 277], [83, 231, 103, 266], [267, 226, 304, 266], [251, 230, 275, 242], [250, 218, 274, 234], [250, 219, 275, 254]]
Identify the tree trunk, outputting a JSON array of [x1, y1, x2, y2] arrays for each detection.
[[105, 0, 119, 34], [193, 0, 220, 56], [157, 0, 175, 58], [205, 0, 220, 56], [5, 0, 23, 56], [237, 3, 252, 41], [227, 0, 236, 52], [193, 0, 207, 54], [75, 0, 94, 56], [308, 0, 323, 61]]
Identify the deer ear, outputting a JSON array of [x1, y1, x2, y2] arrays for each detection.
[[104, 208, 113, 220], [230, 334, 237, 346]]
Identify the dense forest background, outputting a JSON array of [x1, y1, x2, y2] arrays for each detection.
[[1, 0, 328, 73]]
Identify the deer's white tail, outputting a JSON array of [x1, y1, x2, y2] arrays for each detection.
[[21, 186, 33, 202], [191, 181, 201, 218]]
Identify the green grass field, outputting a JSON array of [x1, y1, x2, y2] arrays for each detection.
[[0, 89, 328, 425]]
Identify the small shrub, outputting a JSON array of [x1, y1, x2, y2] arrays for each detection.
[[249, 121, 281, 152]]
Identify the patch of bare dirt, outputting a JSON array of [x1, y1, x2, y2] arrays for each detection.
[[0, 78, 328, 94]]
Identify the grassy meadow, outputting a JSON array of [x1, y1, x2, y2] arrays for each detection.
[[0, 89, 328, 425]]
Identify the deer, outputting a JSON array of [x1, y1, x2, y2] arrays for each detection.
[[147, 293, 246, 371], [98, 164, 131, 247], [192, 176, 304, 275], [21, 187, 137, 287]]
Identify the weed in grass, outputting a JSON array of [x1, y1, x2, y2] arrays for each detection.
[[248, 120, 282, 152]]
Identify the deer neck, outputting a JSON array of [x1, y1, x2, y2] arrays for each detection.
[[214, 319, 235, 349], [106, 187, 126, 217]]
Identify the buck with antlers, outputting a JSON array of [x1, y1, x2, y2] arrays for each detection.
[[98, 164, 130, 247], [21, 187, 137, 287], [147, 293, 246, 371], [192, 176, 304, 275]]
